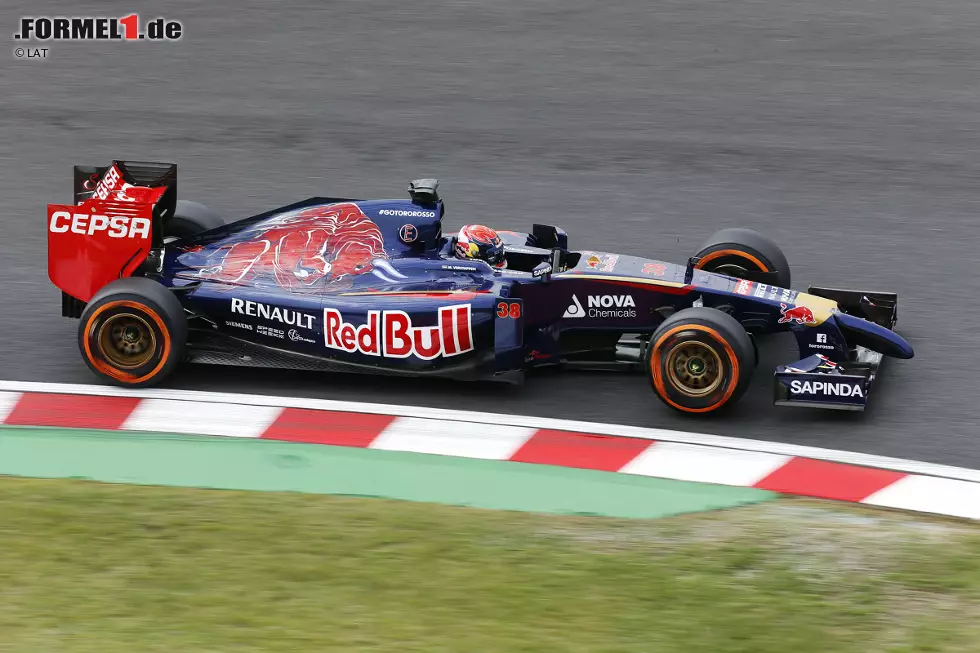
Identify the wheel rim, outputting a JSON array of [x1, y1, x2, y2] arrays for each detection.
[[665, 340, 723, 397], [96, 313, 156, 369]]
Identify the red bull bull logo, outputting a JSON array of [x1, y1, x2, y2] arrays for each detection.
[[191, 202, 387, 292], [777, 302, 817, 325]]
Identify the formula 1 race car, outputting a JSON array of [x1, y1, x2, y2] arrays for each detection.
[[47, 161, 914, 414]]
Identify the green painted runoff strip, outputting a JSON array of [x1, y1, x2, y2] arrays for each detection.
[[0, 426, 775, 519]]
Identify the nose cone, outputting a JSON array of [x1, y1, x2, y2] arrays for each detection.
[[834, 311, 914, 359]]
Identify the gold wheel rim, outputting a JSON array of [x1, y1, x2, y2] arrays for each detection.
[[96, 313, 156, 369], [665, 340, 723, 397]]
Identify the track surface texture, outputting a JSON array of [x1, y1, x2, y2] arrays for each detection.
[[2, 0, 978, 466]]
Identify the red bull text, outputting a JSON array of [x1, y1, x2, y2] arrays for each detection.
[[323, 305, 474, 360]]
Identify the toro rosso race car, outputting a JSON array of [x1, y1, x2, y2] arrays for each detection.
[[47, 161, 914, 414]]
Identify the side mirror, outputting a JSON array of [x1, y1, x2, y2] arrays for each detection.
[[532, 261, 553, 281], [684, 256, 702, 284]]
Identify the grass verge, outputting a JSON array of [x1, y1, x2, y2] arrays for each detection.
[[1, 476, 979, 652]]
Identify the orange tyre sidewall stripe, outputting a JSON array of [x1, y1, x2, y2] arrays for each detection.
[[651, 324, 740, 413], [83, 300, 171, 384], [695, 248, 770, 272]]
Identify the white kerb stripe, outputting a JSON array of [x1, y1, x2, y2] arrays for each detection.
[[862, 476, 980, 520], [620, 441, 793, 487], [370, 417, 535, 460], [121, 399, 283, 438], [0, 391, 22, 424]]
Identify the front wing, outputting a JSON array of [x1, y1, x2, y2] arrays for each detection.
[[772, 287, 908, 411]]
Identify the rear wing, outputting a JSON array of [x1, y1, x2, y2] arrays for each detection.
[[72, 161, 177, 222], [48, 161, 176, 310]]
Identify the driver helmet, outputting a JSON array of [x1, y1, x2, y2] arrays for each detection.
[[454, 224, 505, 268]]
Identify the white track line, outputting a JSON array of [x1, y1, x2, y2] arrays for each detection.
[[1, 380, 978, 483]]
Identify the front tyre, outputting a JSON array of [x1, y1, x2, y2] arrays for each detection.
[[78, 278, 188, 387], [693, 227, 791, 289], [647, 307, 755, 414]]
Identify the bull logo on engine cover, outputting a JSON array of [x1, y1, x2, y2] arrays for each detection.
[[188, 202, 387, 292]]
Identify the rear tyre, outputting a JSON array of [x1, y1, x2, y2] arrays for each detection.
[[647, 307, 755, 414], [78, 278, 187, 387], [165, 200, 224, 240], [693, 227, 791, 289]]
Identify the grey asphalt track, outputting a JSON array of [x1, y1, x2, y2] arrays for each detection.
[[2, 0, 978, 466]]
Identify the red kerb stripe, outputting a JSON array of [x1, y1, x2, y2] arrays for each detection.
[[261, 408, 395, 447], [753, 457, 908, 502], [510, 429, 654, 472], [4, 393, 141, 430]]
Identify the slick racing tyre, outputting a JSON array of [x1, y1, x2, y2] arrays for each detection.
[[693, 227, 791, 289], [78, 278, 188, 387], [647, 307, 755, 414], [165, 200, 225, 241]]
